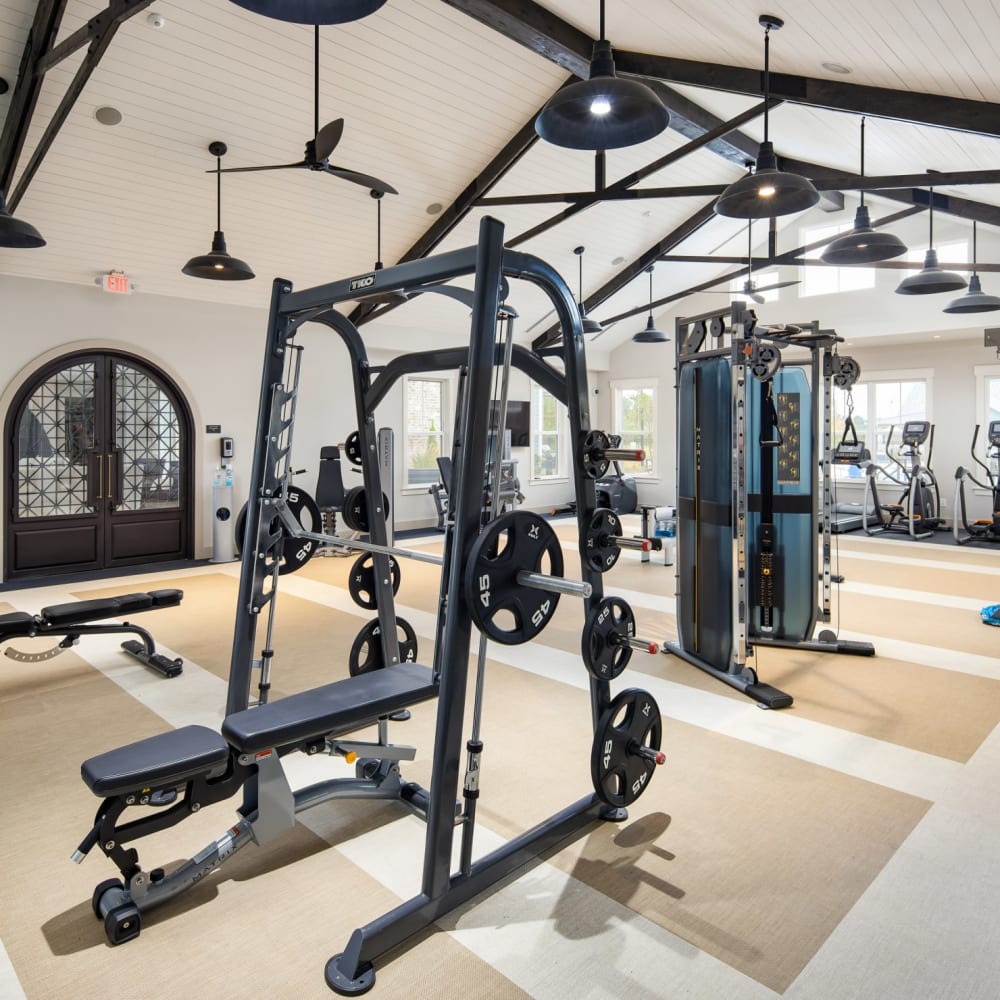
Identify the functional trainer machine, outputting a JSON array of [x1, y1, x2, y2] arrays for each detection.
[[863, 421, 943, 539], [664, 303, 874, 709], [954, 421, 1000, 544], [71, 218, 665, 990]]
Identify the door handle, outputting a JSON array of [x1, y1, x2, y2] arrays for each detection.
[[106, 451, 118, 507], [96, 454, 106, 501]]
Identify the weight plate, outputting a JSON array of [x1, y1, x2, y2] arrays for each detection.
[[584, 507, 622, 573], [708, 315, 725, 339], [344, 431, 364, 466], [582, 596, 636, 680], [581, 429, 611, 480], [234, 487, 322, 575], [591, 688, 662, 809], [465, 510, 563, 645], [342, 486, 389, 534], [348, 617, 418, 676], [348, 553, 401, 610]]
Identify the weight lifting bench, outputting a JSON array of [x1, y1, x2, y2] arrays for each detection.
[[76, 660, 438, 944], [0, 589, 184, 678]]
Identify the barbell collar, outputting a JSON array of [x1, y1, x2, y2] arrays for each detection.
[[516, 570, 592, 599]]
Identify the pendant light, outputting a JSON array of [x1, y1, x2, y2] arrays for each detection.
[[820, 118, 908, 265], [895, 186, 965, 295], [633, 265, 668, 342], [715, 15, 819, 219], [573, 246, 603, 334], [0, 188, 45, 248], [229, 0, 386, 24], [943, 221, 1000, 313], [535, 0, 669, 151], [182, 141, 255, 281]]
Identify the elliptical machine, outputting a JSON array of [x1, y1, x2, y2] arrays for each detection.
[[863, 421, 942, 539], [954, 421, 1000, 544]]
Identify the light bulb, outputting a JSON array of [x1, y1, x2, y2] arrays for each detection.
[[758, 184, 776, 198], [590, 96, 611, 116]]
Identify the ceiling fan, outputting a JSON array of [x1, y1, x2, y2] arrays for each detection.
[[706, 221, 800, 303], [216, 25, 397, 195]]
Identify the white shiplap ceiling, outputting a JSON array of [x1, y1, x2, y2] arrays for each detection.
[[1, 0, 1000, 355]]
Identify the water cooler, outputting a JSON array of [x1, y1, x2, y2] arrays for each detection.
[[211, 465, 237, 563]]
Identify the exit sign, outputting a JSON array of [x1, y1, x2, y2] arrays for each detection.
[[101, 272, 132, 295]]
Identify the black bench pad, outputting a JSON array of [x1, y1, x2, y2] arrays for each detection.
[[82, 725, 230, 798], [222, 662, 438, 754], [148, 589, 183, 609], [40, 589, 182, 628], [0, 612, 35, 640]]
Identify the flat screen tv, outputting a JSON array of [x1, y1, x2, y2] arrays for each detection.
[[493, 400, 530, 448]]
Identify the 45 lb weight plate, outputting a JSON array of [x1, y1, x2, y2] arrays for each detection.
[[234, 487, 322, 575], [591, 688, 663, 809]]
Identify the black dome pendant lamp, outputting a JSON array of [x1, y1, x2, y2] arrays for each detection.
[[228, 0, 386, 24], [183, 142, 255, 281], [821, 118, 908, 265], [895, 185, 965, 295], [572, 246, 603, 334], [633, 265, 668, 343], [943, 222, 1000, 313], [535, 0, 669, 151], [0, 187, 45, 248], [715, 15, 819, 219]]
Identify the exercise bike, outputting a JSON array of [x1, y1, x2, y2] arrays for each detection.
[[954, 421, 1000, 544], [863, 421, 943, 539]]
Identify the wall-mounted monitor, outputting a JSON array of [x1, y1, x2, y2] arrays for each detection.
[[493, 400, 530, 447]]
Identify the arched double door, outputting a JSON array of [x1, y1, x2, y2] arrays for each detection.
[[5, 351, 193, 580]]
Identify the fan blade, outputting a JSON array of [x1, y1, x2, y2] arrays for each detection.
[[751, 291, 765, 304], [215, 162, 307, 173], [755, 279, 802, 293], [323, 164, 398, 195], [314, 118, 345, 162]]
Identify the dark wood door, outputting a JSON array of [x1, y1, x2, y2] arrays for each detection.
[[6, 351, 193, 580]]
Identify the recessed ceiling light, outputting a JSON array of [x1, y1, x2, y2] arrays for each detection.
[[94, 106, 122, 126], [425, 202, 443, 215], [612, 256, 626, 266], [822, 61, 851, 74]]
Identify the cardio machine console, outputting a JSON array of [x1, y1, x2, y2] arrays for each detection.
[[989, 420, 1000, 448], [901, 421, 931, 446]]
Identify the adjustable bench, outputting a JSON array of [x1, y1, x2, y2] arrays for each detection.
[[1, 589, 184, 677], [76, 661, 439, 945]]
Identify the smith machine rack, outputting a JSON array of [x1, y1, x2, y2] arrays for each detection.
[[664, 302, 874, 709], [71, 217, 666, 994]]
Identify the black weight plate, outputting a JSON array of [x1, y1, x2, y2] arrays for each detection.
[[709, 315, 725, 339], [584, 507, 622, 573], [233, 488, 321, 575], [348, 553, 401, 610], [348, 617, 418, 676], [581, 429, 611, 480], [582, 596, 636, 680], [682, 319, 707, 354], [591, 688, 662, 809], [344, 431, 364, 466], [465, 510, 563, 645], [342, 487, 390, 534]]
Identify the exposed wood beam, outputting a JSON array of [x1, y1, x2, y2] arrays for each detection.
[[659, 254, 1000, 273], [349, 78, 565, 326], [2, 0, 155, 209], [0, 0, 68, 194], [532, 200, 719, 350], [443, 0, 1000, 138]]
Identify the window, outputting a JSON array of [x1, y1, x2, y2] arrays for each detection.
[[801, 221, 876, 297], [974, 364, 1000, 462], [831, 371, 930, 480], [731, 268, 781, 302], [611, 378, 657, 477], [531, 384, 567, 480], [404, 376, 447, 487]]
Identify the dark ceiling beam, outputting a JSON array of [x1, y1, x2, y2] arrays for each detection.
[[444, 0, 1000, 138], [659, 254, 1000, 272], [0, 0, 68, 194], [2, 0, 155, 210], [348, 78, 565, 326], [532, 200, 719, 350], [614, 51, 1000, 138]]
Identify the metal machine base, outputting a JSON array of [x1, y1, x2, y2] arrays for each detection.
[[662, 642, 793, 709]]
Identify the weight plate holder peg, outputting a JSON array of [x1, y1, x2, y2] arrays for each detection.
[[591, 688, 665, 809], [582, 596, 658, 681], [234, 488, 322, 576], [348, 552, 401, 610], [465, 510, 572, 645], [348, 617, 418, 676]]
